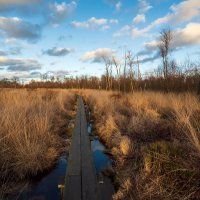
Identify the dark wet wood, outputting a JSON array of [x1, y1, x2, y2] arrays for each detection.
[[98, 173, 115, 200], [64, 96, 101, 200], [80, 99, 101, 200], [64, 97, 81, 200]]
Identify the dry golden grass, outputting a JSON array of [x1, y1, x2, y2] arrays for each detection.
[[0, 89, 76, 196], [82, 89, 200, 200], [120, 136, 133, 157]]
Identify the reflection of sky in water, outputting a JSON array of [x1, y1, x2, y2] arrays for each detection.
[[87, 123, 92, 134], [17, 156, 67, 200], [92, 140, 105, 151], [91, 139, 112, 172]]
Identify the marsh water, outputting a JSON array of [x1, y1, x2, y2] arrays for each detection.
[[88, 123, 113, 172], [8, 123, 114, 200]]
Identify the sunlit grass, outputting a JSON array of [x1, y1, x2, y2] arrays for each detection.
[[0, 89, 76, 196], [82, 89, 200, 200]]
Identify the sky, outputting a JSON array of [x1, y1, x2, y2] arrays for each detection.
[[0, 0, 199, 81]]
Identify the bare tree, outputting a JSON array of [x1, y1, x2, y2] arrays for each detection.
[[103, 56, 112, 90], [123, 50, 127, 92], [136, 56, 141, 80], [50, 76, 55, 82], [41, 73, 48, 82], [168, 59, 179, 76], [127, 51, 135, 93], [12, 76, 19, 88], [112, 56, 121, 92], [158, 29, 172, 78]]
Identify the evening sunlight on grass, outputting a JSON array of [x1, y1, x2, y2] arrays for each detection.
[[0, 0, 200, 200]]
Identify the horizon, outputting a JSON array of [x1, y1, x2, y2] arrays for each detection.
[[0, 0, 200, 82]]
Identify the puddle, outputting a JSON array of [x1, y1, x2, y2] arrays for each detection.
[[88, 122, 115, 199], [91, 139, 113, 172], [87, 122, 93, 134], [87, 122, 113, 173], [8, 155, 67, 200]]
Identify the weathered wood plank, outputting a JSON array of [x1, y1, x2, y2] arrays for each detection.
[[98, 174, 115, 200], [80, 98, 101, 200], [64, 96, 101, 200], [64, 175, 81, 200], [64, 97, 82, 200]]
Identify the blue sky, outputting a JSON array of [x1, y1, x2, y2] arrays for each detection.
[[0, 0, 199, 81]]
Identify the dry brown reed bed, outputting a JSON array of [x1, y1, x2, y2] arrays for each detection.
[[81, 89, 200, 200], [0, 89, 76, 196]]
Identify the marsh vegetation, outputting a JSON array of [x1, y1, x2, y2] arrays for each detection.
[[0, 88, 199, 200], [82, 90, 200, 200], [0, 89, 76, 197]]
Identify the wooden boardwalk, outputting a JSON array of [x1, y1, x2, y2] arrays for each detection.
[[64, 96, 101, 200]]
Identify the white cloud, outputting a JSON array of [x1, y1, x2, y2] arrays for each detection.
[[115, 0, 200, 38], [133, 14, 145, 24], [71, 17, 118, 29], [0, 17, 41, 42], [114, 25, 149, 38], [43, 47, 74, 56], [144, 40, 158, 51], [137, 22, 200, 63], [49, 1, 77, 26], [110, 19, 118, 25], [0, 47, 21, 56], [101, 25, 110, 31], [0, 50, 7, 56], [5, 38, 17, 44], [0, 56, 41, 71], [47, 70, 71, 77], [147, 0, 200, 29], [43, 70, 78, 79], [144, 22, 200, 50], [113, 25, 131, 37], [139, 0, 152, 13], [81, 48, 116, 63], [0, 0, 40, 5], [131, 27, 149, 37], [173, 23, 200, 47], [170, 0, 200, 24], [0, 71, 34, 80], [145, 0, 200, 32], [115, 1, 122, 11], [72, 17, 106, 28]]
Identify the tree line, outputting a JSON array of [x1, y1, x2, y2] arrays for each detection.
[[0, 29, 200, 94]]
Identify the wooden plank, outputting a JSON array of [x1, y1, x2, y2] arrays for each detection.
[[64, 176, 81, 200], [98, 173, 115, 200], [64, 97, 82, 200], [67, 115, 80, 176], [80, 98, 101, 200], [64, 96, 101, 200]]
